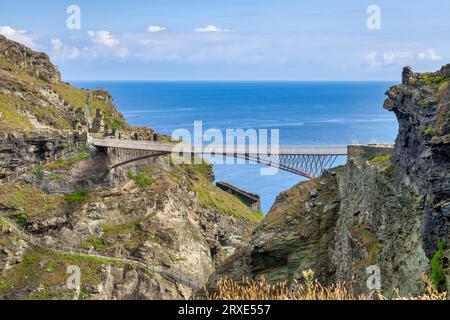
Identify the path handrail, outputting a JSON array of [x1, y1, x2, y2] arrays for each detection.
[[0, 215, 202, 290], [0, 142, 86, 184]]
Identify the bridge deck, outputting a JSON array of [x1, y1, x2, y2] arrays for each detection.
[[92, 138, 348, 155]]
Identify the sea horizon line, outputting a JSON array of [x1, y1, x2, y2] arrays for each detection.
[[66, 79, 398, 83]]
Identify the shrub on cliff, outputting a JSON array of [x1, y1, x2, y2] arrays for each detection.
[[15, 212, 28, 227], [430, 240, 447, 292], [127, 171, 155, 188], [64, 189, 90, 204]]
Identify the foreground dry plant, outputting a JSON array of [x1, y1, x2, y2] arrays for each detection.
[[207, 270, 447, 300]]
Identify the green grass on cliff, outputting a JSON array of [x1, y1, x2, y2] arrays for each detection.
[[83, 220, 147, 252], [0, 217, 122, 300], [89, 91, 127, 130], [1, 59, 127, 132], [0, 183, 64, 219], [0, 213, 121, 300], [43, 152, 90, 170], [192, 174, 263, 224], [127, 171, 156, 188], [422, 74, 450, 88], [63, 189, 90, 205], [0, 56, 14, 71], [102, 221, 136, 234], [424, 127, 434, 137], [52, 82, 86, 109], [80, 237, 110, 250], [0, 246, 121, 300], [430, 240, 447, 292], [348, 223, 379, 267], [167, 161, 256, 223], [177, 158, 263, 223], [0, 94, 32, 131], [368, 155, 391, 165], [0, 86, 73, 132], [0, 59, 74, 130], [0, 217, 24, 251]]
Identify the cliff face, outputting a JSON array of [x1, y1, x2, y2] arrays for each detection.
[[213, 65, 450, 296], [331, 145, 427, 295], [213, 147, 427, 295], [0, 150, 259, 299], [0, 35, 125, 133], [0, 35, 262, 300], [0, 35, 61, 83], [384, 65, 450, 257], [211, 169, 341, 287], [0, 132, 88, 179]]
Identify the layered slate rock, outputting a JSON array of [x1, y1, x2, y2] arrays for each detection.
[[0, 35, 262, 300], [212, 65, 450, 296], [0, 35, 127, 133], [384, 65, 450, 257], [0, 35, 61, 83]]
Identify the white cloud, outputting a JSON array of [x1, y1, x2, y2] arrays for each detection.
[[147, 25, 167, 33], [363, 51, 378, 62], [117, 46, 129, 59], [50, 38, 82, 61], [363, 48, 444, 69], [363, 50, 415, 67], [125, 33, 281, 64], [86, 30, 128, 59], [0, 25, 39, 49], [382, 51, 413, 65], [50, 38, 63, 51], [194, 25, 229, 33], [88, 30, 119, 47], [418, 48, 441, 61]]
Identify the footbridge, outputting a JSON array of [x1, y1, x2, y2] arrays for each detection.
[[92, 138, 348, 179]]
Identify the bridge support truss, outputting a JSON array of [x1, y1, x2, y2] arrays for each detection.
[[106, 147, 170, 169], [240, 153, 340, 179]]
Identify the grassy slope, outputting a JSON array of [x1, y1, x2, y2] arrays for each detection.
[[0, 183, 64, 220], [180, 161, 264, 224], [0, 218, 123, 299], [0, 94, 32, 131], [0, 54, 126, 132]]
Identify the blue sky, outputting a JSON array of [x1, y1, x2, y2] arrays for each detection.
[[1, 0, 449, 80]]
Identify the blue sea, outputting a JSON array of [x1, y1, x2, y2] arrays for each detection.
[[72, 81, 398, 212]]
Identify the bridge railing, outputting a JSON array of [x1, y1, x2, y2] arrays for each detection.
[[92, 138, 349, 178], [92, 138, 348, 155]]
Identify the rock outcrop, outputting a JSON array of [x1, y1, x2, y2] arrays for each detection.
[[384, 65, 450, 257], [0, 132, 87, 178], [212, 65, 450, 296], [0, 35, 61, 83], [1, 32, 449, 300], [0, 35, 262, 300], [0, 35, 127, 134], [0, 149, 261, 299]]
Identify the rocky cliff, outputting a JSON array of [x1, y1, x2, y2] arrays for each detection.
[[0, 35, 262, 300], [0, 35, 126, 133], [2, 33, 449, 299], [212, 65, 450, 296], [385, 65, 450, 257], [0, 150, 261, 299], [0, 35, 60, 83]]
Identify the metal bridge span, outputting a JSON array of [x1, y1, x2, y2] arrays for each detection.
[[92, 138, 348, 179]]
